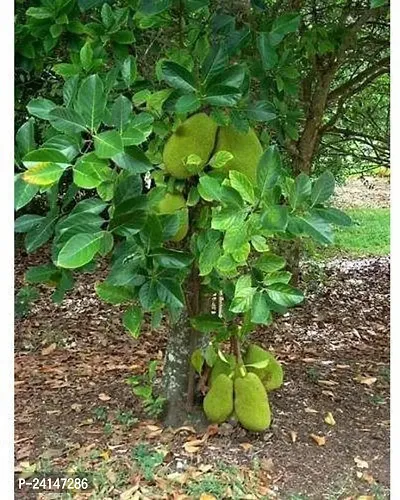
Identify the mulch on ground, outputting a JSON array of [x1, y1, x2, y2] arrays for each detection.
[[14, 249, 390, 499]]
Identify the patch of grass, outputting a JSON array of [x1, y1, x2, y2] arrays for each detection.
[[132, 444, 164, 481], [307, 208, 390, 258], [186, 474, 227, 498]]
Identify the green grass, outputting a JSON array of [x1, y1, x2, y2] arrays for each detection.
[[308, 208, 390, 258]]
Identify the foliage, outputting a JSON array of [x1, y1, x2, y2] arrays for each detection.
[[132, 444, 164, 481], [126, 360, 166, 417], [15, 285, 40, 318]]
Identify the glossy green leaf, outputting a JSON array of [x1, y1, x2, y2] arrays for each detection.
[[261, 205, 288, 231], [95, 281, 135, 304], [27, 98, 56, 120], [15, 175, 39, 211], [190, 314, 226, 333], [15, 214, 44, 233], [255, 253, 286, 273], [76, 74, 107, 132], [266, 282, 304, 307], [229, 170, 255, 204], [73, 153, 111, 188], [57, 232, 104, 268], [313, 207, 352, 226], [48, 107, 88, 135], [310, 171, 335, 207], [110, 95, 132, 131], [123, 306, 143, 338], [251, 291, 272, 324], [161, 61, 197, 93], [94, 130, 124, 158], [16, 119, 36, 157], [257, 146, 281, 197], [175, 94, 201, 113]]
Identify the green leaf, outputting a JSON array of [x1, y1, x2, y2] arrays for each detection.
[[25, 213, 58, 253], [51, 269, 74, 304], [57, 232, 103, 268], [264, 271, 292, 286], [246, 101, 276, 122], [175, 94, 201, 113], [123, 306, 143, 338], [257, 146, 281, 197], [199, 240, 222, 276], [27, 98, 56, 120], [162, 61, 197, 93], [71, 198, 108, 215], [121, 55, 138, 87], [48, 107, 88, 135], [122, 113, 153, 146], [371, 0, 387, 7], [198, 175, 222, 202], [269, 13, 300, 46], [94, 130, 124, 159], [113, 147, 152, 173], [15, 175, 39, 211], [15, 214, 44, 233], [261, 205, 288, 231], [26, 7, 53, 19], [110, 96, 132, 131], [43, 135, 80, 162], [190, 314, 226, 333], [25, 264, 60, 284], [157, 278, 185, 308], [313, 207, 352, 227], [95, 281, 135, 304], [229, 274, 255, 313], [204, 344, 218, 367], [266, 282, 304, 307], [209, 150, 234, 169], [203, 85, 241, 106], [251, 291, 272, 325], [73, 153, 111, 188], [202, 46, 228, 83], [211, 207, 246, 231], [250, 235, 269, 252], [229, 171, 255, 204], [291, 173, 311, 209], [63, 76, 80, 107], [255, 253, 286, 273], [257, 33, 278, 70], [151, 248, 193, 269], [297, 214, 334, 244], [80, 41, 93, 71], [76, 74, 107, 132], [206, 65, 245, 89], [16, 119, 36, 157], [310, 171, 335, 207], [191, 349, 204, 375], [23, 163, 64, 186]]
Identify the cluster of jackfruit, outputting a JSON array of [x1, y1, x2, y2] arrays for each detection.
[[162, 113, 263, 184], [203, 344, 283, 432]]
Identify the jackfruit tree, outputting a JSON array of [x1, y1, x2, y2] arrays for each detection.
[[14, 0, 388, 428]]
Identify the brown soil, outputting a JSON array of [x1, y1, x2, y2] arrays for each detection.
[[14, 250, 390, 499]]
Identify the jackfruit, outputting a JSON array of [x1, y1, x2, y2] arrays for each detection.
[[209, 354, 236, 386], [244, 344, 283, 392], [234, 372, 271, 432], [214, 126, 263, 183], [203, 374, 234, 424], [156, 193, 188, 242], [163, 113, 218, 179]]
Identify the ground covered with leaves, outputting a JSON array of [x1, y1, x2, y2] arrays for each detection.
[[14, 247, 389, 499]]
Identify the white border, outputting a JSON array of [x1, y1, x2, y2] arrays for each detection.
[[0, 0, 14, 498]]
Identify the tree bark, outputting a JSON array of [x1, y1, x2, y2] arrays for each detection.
[[162, 266, 210, 427]]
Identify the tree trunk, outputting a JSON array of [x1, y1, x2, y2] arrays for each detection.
[[162, 266, 210, 427], [162, 309, 194, 427]]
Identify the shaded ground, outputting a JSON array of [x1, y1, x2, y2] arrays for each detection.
[[14, 249, 390, 499]]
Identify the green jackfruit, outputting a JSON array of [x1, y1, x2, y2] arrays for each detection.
[[209, 354, 236, 386], [244, 344, 283, 392], [214, 126, 263, 184], [156, 193, 188, 242], [234, 372, 271, 432], [163, 113, 218, 179], [203, 374, 234, 424]]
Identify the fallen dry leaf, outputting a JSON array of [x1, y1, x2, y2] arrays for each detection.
[[41, 343, 56, 355], [98, 393, 111, 401], [240, 443, 253, 451], [322, 390, 335, 398], [290, 430, 297, 443], [199, 495, 217, 500], [310, 434, 326, 446], [120, 486, 140, 500], [305, 407, 318, 413], [146, 424, 161, 432], [173, 426, 196, 434], [356, 496, 374, 500], [355, 376, 377, 386], [318, 380, 339, 386], [183, 439, 204, 454], [354, 456, 369, 469], [324, 412, 336, 426]]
